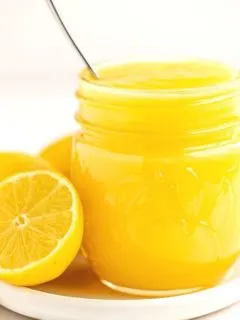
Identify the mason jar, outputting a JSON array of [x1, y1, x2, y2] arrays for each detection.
[[72, 60, 240, 296]]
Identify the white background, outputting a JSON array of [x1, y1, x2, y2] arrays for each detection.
[[2, 0, 240, 78], [1, 0, 240, 152], [1, 0, 240, 318]]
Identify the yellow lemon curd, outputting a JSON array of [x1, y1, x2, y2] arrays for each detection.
[[72, 60, 240, 295]]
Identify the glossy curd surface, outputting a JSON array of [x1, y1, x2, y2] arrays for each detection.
[[72, 60, 240, 294]]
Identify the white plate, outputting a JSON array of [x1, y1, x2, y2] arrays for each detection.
[[0, 256, 240, 320]]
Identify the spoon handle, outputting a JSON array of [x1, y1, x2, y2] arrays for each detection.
[[45, 0, 98, 78]]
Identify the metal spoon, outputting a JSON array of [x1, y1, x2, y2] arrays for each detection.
[[45, 0, 99, 78]]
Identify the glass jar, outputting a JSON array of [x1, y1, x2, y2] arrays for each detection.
[[72, 60, 240, 296]]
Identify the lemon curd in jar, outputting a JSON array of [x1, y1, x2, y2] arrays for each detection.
[[72, 60, 240, 296]]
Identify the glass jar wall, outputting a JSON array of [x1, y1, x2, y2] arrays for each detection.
[[72, 60, 240, 296]]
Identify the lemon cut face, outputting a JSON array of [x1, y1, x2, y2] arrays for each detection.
[[0, 170, 83, 286]]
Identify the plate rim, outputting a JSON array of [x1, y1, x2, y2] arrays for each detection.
[[0, 277, 240, 320], [0, 275, 240, 306]]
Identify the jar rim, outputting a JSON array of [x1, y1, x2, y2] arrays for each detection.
[[76, 60, 240, 154], [78, 59, 240, 99]]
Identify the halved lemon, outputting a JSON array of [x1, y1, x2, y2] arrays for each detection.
[[0, 152, 51, 182], [0, 170, 83, 286]]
